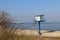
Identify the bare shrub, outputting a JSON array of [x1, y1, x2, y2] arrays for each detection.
[[0, 11, 17, 40], [0, 11, 12, 29]]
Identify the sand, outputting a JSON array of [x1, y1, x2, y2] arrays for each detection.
[[42, 31, 60, 37]]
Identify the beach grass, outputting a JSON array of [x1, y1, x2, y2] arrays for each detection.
[[0, 28, 60, 40], [10, 35, 60, 40]]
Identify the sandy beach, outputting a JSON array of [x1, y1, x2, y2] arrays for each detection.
[[42, 31, 60, 37]]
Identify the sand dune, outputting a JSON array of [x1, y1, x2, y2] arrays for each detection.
[[15, 30, 60, 37]]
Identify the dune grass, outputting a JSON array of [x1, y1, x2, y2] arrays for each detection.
[[0, 28, 60, 40], [0, 28, 40, 40]]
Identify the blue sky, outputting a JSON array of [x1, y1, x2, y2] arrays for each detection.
[[0, 0, 60, 22]]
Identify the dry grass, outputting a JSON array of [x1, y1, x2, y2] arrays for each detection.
[[0, 28, 60, 40], [13, 35, 60, 40], [0, 28, 40, 40], [0, 28, 16, 40], [19, 35, 40, 40]]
